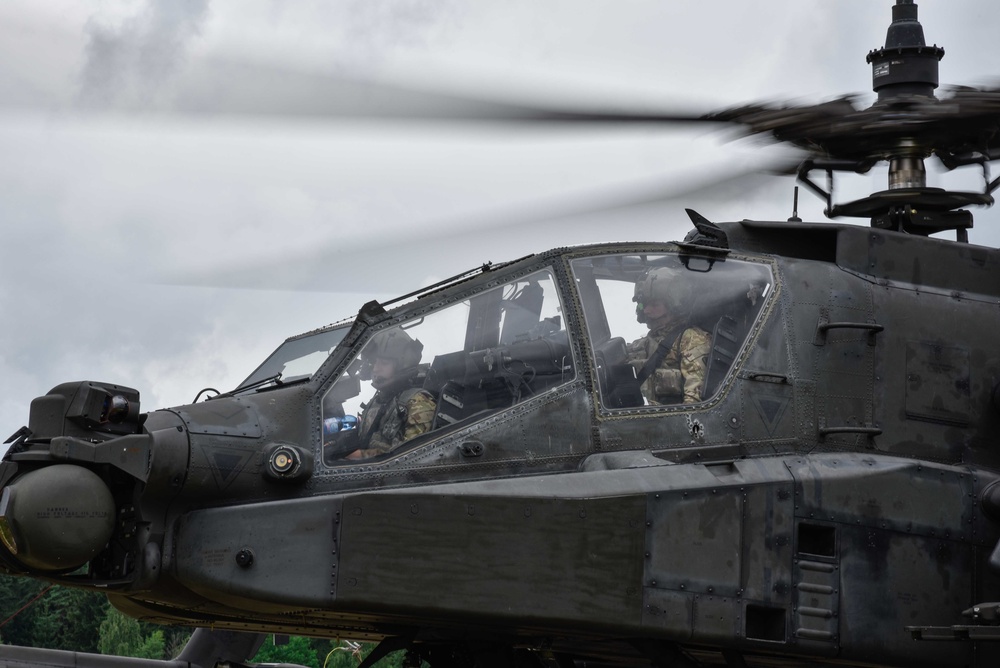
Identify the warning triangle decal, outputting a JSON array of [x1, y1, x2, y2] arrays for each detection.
[[203, 446, 255, 489], [750, 393, 790, 436]]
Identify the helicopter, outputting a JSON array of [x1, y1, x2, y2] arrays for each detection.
[[5, 1, 1000, 667]]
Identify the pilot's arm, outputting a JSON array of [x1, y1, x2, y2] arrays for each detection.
[[401, 389, 436, 441], [675, 328, 711, 403], [349, 389, 436, 459]]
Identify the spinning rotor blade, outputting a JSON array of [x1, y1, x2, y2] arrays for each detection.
[[161, 158, 796, 297], [711, 86, 1000, 166], [55, 54, 722, 127], [707, 1, 1000, 176]]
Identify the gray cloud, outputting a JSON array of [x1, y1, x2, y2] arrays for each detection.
[[78, 0, 211, 110], [2, 0, 1000, 438]]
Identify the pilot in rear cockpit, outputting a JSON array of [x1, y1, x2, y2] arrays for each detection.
[[346, 328, 436, 459], [626, 267, 711, 405]]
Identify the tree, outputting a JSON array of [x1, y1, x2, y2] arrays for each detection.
[[253, 635, 321, 667], [98, 607, 165, 660], [0, 575, 48, 647], [29, 586, 108, 652], [136, 630, 166, 660], [98, 607, 142, 656], [139, 623, 190, 660]]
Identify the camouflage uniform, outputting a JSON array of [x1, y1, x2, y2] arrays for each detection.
[[350, 327, 437, 458], [354, 386, 436, 458], [626, 322, 711, 405]]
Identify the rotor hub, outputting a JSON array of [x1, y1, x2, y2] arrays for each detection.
[[866, 0, 944, 103]]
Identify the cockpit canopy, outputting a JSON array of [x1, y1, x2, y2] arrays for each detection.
[[236, 325, 350, 392], [235, 249, 774, 467], [322, 269, 573, 463], [570, 252, 773, 410]]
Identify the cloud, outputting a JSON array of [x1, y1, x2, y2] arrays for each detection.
[[78, 0, 211, 110], [2, 0, 1000, 440]]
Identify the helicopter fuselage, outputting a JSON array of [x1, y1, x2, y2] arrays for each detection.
[[2, 220, 1000, 668]]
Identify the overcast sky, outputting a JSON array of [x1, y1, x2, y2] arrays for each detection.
[[2, 0, 999, 434]]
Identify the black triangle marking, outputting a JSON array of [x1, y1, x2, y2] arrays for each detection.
[[203, 446, 254, 490], [751, 393, 790, 436]]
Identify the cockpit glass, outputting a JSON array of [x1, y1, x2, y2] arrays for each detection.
[[570, 253, 773, 409], [321, 269, 573, 465], [236, 324, 350, 391]]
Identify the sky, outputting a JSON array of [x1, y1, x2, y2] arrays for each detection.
[[1, 0, 999, 434]]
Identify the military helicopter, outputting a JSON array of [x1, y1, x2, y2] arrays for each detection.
[[4, 1, 1000, 667]]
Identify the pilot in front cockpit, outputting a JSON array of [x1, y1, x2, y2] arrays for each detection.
[[346, 328, 436, 459], [626, 267, 711, 405]]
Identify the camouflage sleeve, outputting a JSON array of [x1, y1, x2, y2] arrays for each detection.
[[354, 433, 394, 459], [353, 443, 389, 459], [625, 337, 647, 369], [402, 390, 436, 442], [678, 327, 712, 403]]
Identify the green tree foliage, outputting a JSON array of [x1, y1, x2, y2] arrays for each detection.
[[0, 575, 188, 657], [28, 585, 108, 652], [0, 575, 48, 647], [98, 607, 167, 660], [254, 635, 322, 667], [98, 606, 141, 656], [252, 637, 410, 668], [0, 578, 410, 668], [137, 630, 166, 660], [138, 622, 190, 660], [0, 579, 111, 652]]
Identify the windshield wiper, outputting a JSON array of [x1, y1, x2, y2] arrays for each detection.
[[223, 373, 283, 398], [233, 373, 314, 396]]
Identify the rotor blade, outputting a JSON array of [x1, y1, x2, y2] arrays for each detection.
[[159, 158, 796, 297], [711, 86, 1000, 164], [66, 56, 716, 126]]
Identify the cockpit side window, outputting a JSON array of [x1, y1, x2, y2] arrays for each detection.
[[571, 253, 772, 410], [321, 269, 573, 465]]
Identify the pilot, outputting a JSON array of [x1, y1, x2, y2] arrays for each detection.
[[348, 328, 436, 459], [626, 267, 711, 404]]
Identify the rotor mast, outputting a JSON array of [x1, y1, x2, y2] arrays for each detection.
[[866, 0, 944, 192], [787, 0, 999, 241]]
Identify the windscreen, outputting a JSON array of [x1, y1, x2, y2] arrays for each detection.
[[236, 325, 350, 391], [571, 253, 773, 408], [321, 269, 574, 464]]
